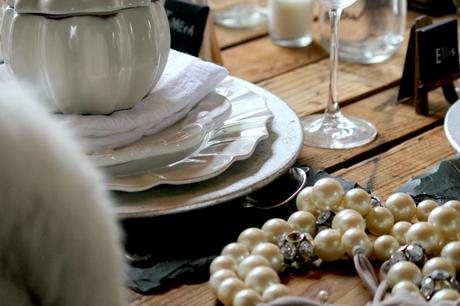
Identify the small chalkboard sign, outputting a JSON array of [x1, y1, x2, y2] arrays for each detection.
[[398, 16, 460, 115], [408, 0, 456, 16], [164, 0, 209, 57]]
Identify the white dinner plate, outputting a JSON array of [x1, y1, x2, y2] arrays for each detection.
[[445, 100, 460, 153], [103, 78, 274, 191], [90, 91, 232, 171], [114, 77, 304, 218]]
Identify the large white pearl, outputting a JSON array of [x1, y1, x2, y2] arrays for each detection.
[[422, 257, 456, 277], [209, 270, 237, 293], [261, 218, 292, 244], [312, 178, 344, 210], [210, 255, 237, 274], [245, 266, 280, 294], [237, 228, 267, 251], [296, 186, 318, 216], [217, 277, 246, 306], [430, 289, 460, 303], [341, 228, 372, 257], [251, 243, 284, 272], [314, 229, 344, 262], [384, 193, 416, 222], [233, 288, 262, 306], [287, 211, 317, 237], [428, 206, 460, 241], [391, 280, 420, 295], [222, 243, 250, 264], [262, 284, 291, 302], [373, 235, 400, 261], [416, 200, 438, 221], [390, 221, 412, 245], [332, 210, 366, 234], [387, 261, 422, 288], [343, 188, 371, 217], [331, 209, 362, 230], [441, 241, 460, 271], [406, 222, 439, 255], [366, 207, 394, 236], [237, 255, 270, 280], [444, 200, 460, 214]]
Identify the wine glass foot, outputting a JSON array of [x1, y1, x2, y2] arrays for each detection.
[[302, 113, 377, 149]]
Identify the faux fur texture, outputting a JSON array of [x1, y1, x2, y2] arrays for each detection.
[[0, 82, 125, 306]]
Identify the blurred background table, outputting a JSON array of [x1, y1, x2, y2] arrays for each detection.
[[126, 10, 459, 306]]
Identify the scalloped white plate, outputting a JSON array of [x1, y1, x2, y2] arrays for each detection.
[[114, 77, 303, 218], [104, 79, 273, 192], [445, 100, 460, 153], [90, 91, 231, 172]]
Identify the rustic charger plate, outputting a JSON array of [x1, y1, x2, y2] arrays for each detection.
[[113, 77, 304, 218]]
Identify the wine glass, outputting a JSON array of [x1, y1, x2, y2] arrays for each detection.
[[301, 0, 377, 149]]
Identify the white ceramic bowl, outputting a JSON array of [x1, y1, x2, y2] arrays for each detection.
[[10, 0, 151, 15], [1, 1, 170, 114]]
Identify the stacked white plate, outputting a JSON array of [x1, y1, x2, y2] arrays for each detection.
[[95, 77, 304, 217]]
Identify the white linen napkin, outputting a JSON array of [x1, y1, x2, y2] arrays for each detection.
[[59, 50, 229, 152], [0, 50, 228, 152]]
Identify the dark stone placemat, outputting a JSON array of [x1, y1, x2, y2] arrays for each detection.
[[122, 167, 359, 294], [397, 157, 460, 203]]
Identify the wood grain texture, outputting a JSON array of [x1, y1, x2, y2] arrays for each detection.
[[298, 88, 450, 170], [334, 126, 456, 198], [257, 37, 408, 118], [215, 25, 268, 49], [222, 38, 327, 83]]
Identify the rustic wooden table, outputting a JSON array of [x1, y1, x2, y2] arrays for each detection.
[[127, 11, 459, 306]]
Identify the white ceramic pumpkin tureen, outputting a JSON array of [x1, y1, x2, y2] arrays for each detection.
[[1, 0, 170, 114]]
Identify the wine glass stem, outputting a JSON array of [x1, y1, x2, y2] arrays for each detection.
[[326, 8, 343, 117]]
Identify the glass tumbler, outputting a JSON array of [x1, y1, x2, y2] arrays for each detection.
[[318, 0, 407, 64]]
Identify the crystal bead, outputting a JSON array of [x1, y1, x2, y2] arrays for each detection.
[[278, 231, 317, 270], [371, 195, 382, 207], [420, 270, 459, 300], [404, 243, 425, 264]]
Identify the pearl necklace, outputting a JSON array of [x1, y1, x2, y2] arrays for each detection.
[[209, 177, 460, 306]]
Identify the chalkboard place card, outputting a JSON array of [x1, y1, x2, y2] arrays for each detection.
[[408, 0, 456, 16], [398, 16, 460, 115], [164, 0, 210, 57]]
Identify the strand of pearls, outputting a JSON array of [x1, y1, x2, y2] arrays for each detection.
[[209, 177, 460, 306]]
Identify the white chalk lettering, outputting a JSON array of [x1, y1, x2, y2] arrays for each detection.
[[169, 17, 195, 37], [435, 46, 456, 65], [436, 48, 442, 64]]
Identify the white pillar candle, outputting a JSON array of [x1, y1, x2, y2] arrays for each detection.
[[269, 0, 314, 46]]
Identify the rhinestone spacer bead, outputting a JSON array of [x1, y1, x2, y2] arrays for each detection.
[[316, 210, 335, 233], [278, 231, 317, 270], [420, 270, 460, 300]]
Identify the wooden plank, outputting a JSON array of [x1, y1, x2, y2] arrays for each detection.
[[334, 126, 456, 198], [215, 25, 268, 49], [297, 87, 450, 170], [222, 38, 327, 83], [257, 36, 408, 119], [128, 283, 215, 306]]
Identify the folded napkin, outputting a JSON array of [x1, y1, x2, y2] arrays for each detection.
[[0, 50, 228, 152], [61, 50, 228, 152]]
